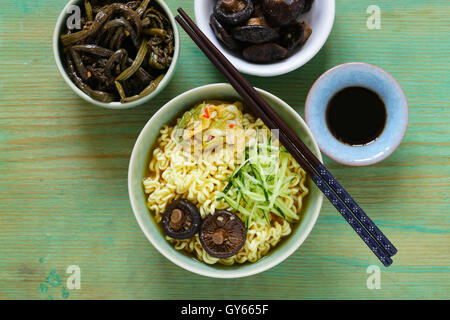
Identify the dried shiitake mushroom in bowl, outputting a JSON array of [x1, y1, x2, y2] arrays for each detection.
[[210, 0, 313, 63], [195, 0, 335, 76]]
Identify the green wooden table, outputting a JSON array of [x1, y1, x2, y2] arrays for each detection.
[[0, 0, 449, 300]]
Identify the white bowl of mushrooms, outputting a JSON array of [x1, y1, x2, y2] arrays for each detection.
[[194, 0, 335, 77]]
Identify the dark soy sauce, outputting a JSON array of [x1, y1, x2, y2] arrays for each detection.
[[326, 86, 387, 146]]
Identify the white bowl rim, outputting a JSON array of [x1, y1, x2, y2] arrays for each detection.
[[194, 0, 336, 77], [128, 83, 323, 278], [52, 0, 180, 109], [305, 62, 409, 166]]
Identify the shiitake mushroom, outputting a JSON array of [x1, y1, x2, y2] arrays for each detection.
[[262, 0, 305, 27], [162, 199, 202, 239], [279, 20, 312, 54], [243, 42, 288, 63], [246, 16, 268, 27], [214, 0, 254, 26], [252, 2, 264, 18], [301, 0, 314, 13], [209, 0, 313, 63], [232, 25, 279, 44], [199, 210, 246, 258], [210, 14, 241, 50]]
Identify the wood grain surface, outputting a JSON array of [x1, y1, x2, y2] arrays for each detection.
[[0, 0, 449, 300]]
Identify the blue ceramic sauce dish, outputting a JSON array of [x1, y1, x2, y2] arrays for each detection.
[[305, 62, 408, 166]]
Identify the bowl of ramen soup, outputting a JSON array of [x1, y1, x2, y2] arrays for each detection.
[[128, 83, 323, 278]]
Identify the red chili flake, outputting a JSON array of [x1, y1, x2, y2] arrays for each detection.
[[229, 124, 235, 129], [203, 108, 210, 118], [209, 135, 215, 141]]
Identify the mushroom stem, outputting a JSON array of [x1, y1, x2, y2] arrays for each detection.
[[171, 209, 184, 224], [212, 230, 225, 245], [247, 17, 268, 27], [221, 0, 245, 13]]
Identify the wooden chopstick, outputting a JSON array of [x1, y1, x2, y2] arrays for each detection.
[[176, 9, 395, 266]]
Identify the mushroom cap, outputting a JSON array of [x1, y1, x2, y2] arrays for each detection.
[[162, 199, 202, 239], [214, 0, 254, 26], [200, 210, 247, 259], [301, 0, 314, 13], [262, 0, 305, 27], [210, 14, 241, 50], [279, 20, 312, 53], [242, 42, 288, 63], [232, 25, 279, 44]]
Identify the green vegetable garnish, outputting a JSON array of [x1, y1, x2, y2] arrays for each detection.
[[217, 135, 300, 228], [174, 102, 205, 142]]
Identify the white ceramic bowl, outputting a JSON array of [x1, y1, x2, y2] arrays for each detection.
[[53, 0, 180, 109], [194, 0, 335, 77], [128, 83, 323, 278]]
